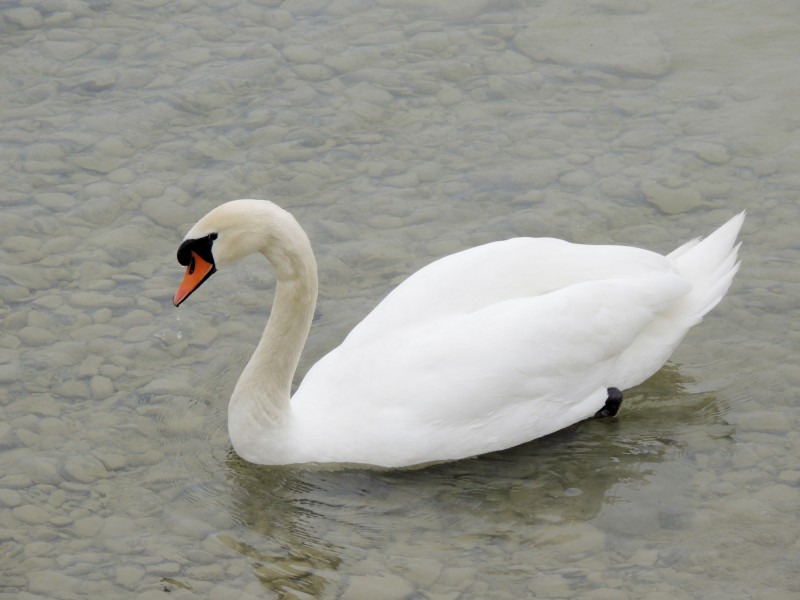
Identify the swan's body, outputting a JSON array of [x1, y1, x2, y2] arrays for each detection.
[[174, 200, 743, 467]]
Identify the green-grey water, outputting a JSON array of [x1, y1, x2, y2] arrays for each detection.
[[1, 1, 798, 598]]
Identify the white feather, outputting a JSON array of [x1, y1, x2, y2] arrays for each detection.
[[178, 201, 744, 467]]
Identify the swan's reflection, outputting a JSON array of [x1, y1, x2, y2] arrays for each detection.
[[219, 364, 732, 595]]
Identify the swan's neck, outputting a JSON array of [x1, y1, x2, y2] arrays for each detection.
[[228, 216, 318, 448]]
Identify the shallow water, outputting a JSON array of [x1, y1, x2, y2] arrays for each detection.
[[1, 0, 799, 598]]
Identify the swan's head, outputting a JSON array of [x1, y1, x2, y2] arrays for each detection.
[[173, 199, 312, 307]]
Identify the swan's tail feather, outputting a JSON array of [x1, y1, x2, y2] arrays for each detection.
[[668, 211, 745, 326]]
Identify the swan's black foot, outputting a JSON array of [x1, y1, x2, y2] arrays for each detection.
[[595, 387, 623, 418]]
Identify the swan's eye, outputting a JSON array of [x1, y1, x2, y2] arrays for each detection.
[[177, 234, 217, 267]]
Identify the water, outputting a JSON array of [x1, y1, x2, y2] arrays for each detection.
[[1, 1, 798, 598]]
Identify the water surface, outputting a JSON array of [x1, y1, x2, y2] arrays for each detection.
[[1, 1, 798, 598]]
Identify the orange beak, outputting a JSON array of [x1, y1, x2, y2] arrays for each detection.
[[173, 251, 216, 306]]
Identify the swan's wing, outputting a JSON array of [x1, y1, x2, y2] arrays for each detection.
[[341, 237, 677, 348], [293, 272, 690, 463]]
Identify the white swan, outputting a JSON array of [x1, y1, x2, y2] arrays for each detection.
[[173, 200, 744, 468]]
